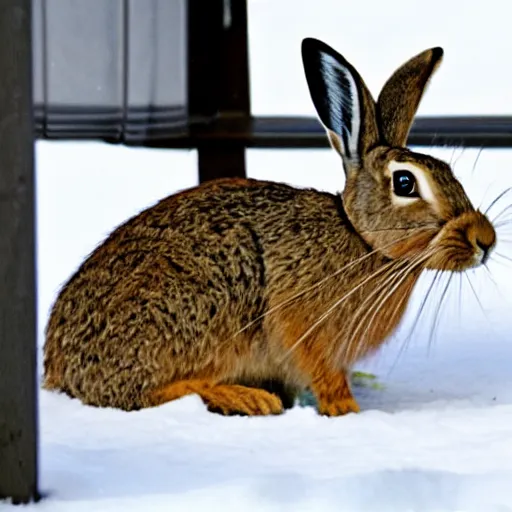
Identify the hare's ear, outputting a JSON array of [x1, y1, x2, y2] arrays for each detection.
[[377, 47, 443, 147], [301, 38, 380, 168]]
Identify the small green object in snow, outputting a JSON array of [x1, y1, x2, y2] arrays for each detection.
[[297, 370, 384, 407], [351, 371, 385, 390]]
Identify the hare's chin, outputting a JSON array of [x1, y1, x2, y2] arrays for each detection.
[[460, 252, 486, 271], [470, 248, 487, 268], [429, 251, 484, 272]]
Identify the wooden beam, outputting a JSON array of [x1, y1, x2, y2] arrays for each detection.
[[188, 0, 250, 182], [0, 0, 39, 504]]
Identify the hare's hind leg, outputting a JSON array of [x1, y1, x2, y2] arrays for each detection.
[[238, 378, 299, 410], [145, 379, 284, 416]]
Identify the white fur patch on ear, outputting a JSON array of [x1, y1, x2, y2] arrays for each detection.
[[318, 52, 361, 160], [388, 160, 439, 211]]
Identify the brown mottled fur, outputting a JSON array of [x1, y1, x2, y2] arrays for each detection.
[[43, 40, 496, 415]]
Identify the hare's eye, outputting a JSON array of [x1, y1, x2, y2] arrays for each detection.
[[393, 170, 419, 198]]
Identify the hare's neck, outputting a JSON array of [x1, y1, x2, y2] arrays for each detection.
[[335, 252, 423, 364], [267, 250, 423, 370], [265, 192, 423, 367]]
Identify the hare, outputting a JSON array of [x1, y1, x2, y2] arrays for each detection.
[[43, 38, 496, 416]]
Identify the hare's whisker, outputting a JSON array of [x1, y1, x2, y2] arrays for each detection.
[[483, 263, 498, 288], [233, 231, 427, 338], [448, 146, 458, 167], [334, 258, 407, 362], [344, 260, 406, 336], [494, 251, 512, 263], [452, 147, 466, 168], [483, 263, 511, 309], [484, 185, 512, 215], [478, 181, 496, 212], [343, 258, 411, 360], [361, 225, 438, 234], [362, 273, 413, 363], [490, 198, 512, 222], [458, 272, 463, 324], [336, 249, 431, 364], [359, 251, 431, 341], [464, 272, 495, 335], [470, 146, 484, 178], [279, 260, 399, 362], [403, 270, 439, 347], [389, 270, 440, 375], [489, 255, 512, 268], [494, 221, 512, 233], [494, 218, 512, 228], [427, 272, 453, 352], [350, 250, 433, 361]]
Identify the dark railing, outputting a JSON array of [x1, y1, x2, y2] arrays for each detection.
[[141, 115, 512, 150], [2, 0, 512, 505]]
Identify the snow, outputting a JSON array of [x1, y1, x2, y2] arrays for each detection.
[[22, 145, 512, 512], [5, 1, 512, 510], [32, 390, 512, 512]]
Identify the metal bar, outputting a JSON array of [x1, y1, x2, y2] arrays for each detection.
[[187, 0, 250, 182], [247, 115, 512, 148], [135, 114, 512, 149], [0, 0, 39, 505], [34, 112, 512, 148], [407, 116, 512, 147]]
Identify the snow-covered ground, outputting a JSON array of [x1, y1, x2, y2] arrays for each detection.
[[5, 1, 512, 510], [25, 142, 512, 512]]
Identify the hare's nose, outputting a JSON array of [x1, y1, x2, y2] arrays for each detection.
[[474, 220, 496, 264], [476, 238, 492, 264], [468, 211, 496, 265]]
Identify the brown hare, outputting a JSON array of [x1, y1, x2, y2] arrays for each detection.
[[43, 38, 496, 416]]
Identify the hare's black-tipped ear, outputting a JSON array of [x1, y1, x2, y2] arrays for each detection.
[[301, 38, 379, 166], [378, 47, 444, 147]]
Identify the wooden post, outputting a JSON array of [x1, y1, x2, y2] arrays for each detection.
[[188, 0, 251, 182], [0, 0, 39, 504]]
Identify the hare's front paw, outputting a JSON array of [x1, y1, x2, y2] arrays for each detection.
[[311, 369, 360, 416], [146, 379, 284, 416], [317, 396, 360, 416]]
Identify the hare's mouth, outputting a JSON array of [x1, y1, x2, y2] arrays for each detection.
[[424, 211, 496, 272], [424, 245, 485, 272]]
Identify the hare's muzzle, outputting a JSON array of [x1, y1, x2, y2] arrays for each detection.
[[427, 210, 496, 271], [470, 213, 496, 265]]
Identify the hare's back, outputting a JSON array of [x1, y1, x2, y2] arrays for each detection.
[[43, 178, 351, 407], [88, 177, 347, 302], [51, 178, 344, 321]]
